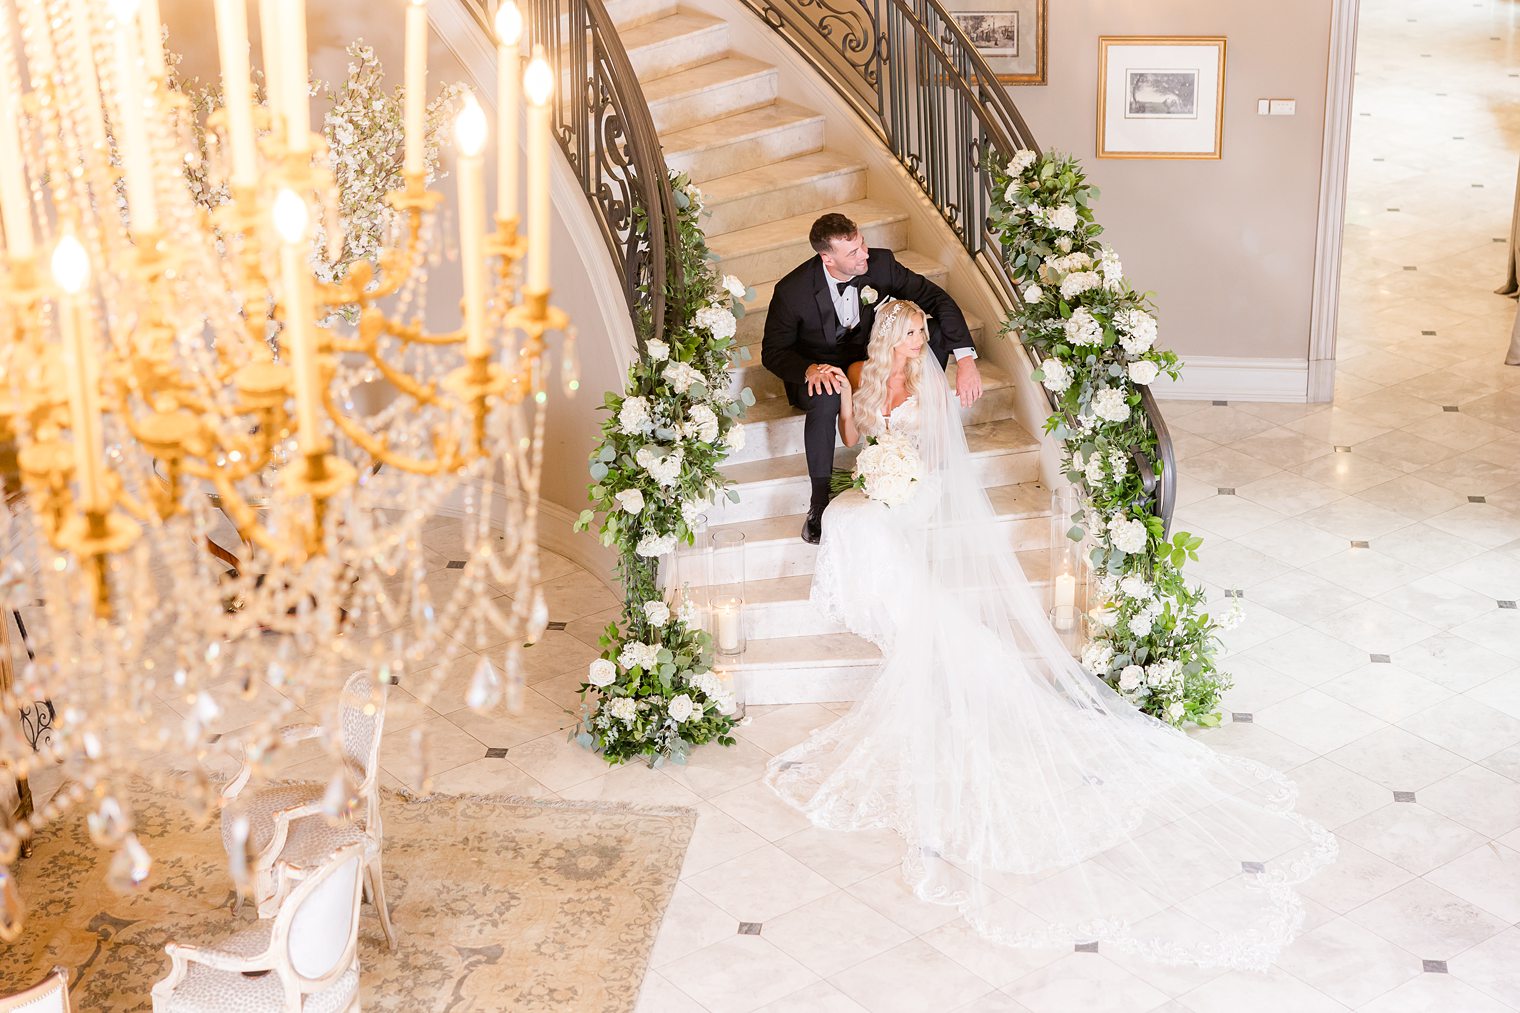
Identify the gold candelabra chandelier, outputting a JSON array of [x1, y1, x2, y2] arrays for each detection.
[[0, 0, 572, 934]]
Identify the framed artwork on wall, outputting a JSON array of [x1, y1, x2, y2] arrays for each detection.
[[1097, 36, 1226, 159], [947, 0, 1047, 85]]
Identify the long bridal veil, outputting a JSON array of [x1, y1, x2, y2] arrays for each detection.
[[766, 346, 1336, 971]]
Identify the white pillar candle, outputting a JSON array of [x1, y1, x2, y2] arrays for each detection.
[[523, 51, 553, 293], [455, 93, 488, 357], [0, 59, 33, 258], [213, 0, 258, 188], [494, 1, 522, 222], [278, 0, 310, 153], [1054, 571, 1076, 610], [272, 190, 323, 452], [139, 0, 166, 78], [52, 237, 105, 510], [715, 605, 741, 653], [258, 0, 284, 130], [403, 0, 428, 178], [107, 0, 159, 235]]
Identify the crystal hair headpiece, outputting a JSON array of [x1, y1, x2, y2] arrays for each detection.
[[876, 297, 928, 327]]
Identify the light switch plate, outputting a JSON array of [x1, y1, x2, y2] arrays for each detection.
[[1269, 99, 1297, 116], [1257, 99, 1271, 115]]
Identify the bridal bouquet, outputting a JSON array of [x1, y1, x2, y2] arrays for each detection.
[[837, 433, 922, 508]]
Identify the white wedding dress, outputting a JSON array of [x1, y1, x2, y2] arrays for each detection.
[[766, 352, 1336, 971]]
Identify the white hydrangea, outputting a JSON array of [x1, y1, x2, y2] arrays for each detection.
[[723, 423, 746, 451], [618, 396, 653, 435], [1089, 603, 1119, 629], [1083, 454, 1106, 486], [676, 598, 699, 627], [1064, 307, 1103, 346], [636, 446, 684, 487], [688, 403, 720, 443], [1128, 360, 1159, 386], [662, 360, 703, 394], [1108, 515, 1148, 554], [1039, 357, 1071, 393], [1056, 236, 1073, 253], [1092, 387, 1131, 423], [1118, 665, 1144, 692], [635, 532, 677, 558], [1081, 642, 1115, 674], [1167, 700, 1185, 722], [645, 338, 670, 362], [1009, 149, 1038, 174], [1022, 283, 1044, 304], [721, 274, 746, 300], [1060, 271, 1102, 300], [1115, 308, 1158, 355], [644, 599, 671, 626], [1129, 611, 1155, 637], [680, 497, 710, 527], [1096, 573, 1120, 599], [1099, 246, 1123, 288], [617, 641, 659, 671], [615, 488, 645, 514], [667, 693, 695, 723], [690, 670, 722, 699], [1108, 449, 1129, 480], [587, 658, 616, 687], [1119, 575, 1152, 600], [693, 304, 737, 341], [1147, 659, 1179, 688], [1047, 252, 1094, 275], [607, 697, 638, 724], [1048, 203, 1079, 233]]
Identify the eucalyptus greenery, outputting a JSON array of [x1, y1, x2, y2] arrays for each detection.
[[572, 170, 755, 765], [987, 149, 1237, 727]]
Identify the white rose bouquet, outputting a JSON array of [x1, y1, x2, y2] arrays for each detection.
[[841, 432, 923, 508]]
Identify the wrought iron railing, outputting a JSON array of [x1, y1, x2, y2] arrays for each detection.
[[738, 0, 1176, 532], [462, 0, 681, 347]]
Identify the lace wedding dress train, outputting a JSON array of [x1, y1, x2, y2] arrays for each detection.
[[765, 356, 1336, 971]]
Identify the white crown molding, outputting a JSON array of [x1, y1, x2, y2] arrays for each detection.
[[1307, 0, 1363, 403], [1152, 357, 1310, 403]]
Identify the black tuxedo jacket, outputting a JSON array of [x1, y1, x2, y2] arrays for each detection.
[[760, 248, 974, 387]]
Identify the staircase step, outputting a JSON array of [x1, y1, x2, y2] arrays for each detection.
[[725, 360, 1020, 465], [666, 102, 827, 184], [603, 0, 679, 29], [621, 10, 730, 80], [734, 250, 952, 346], [730, 632, 880, 705], [702, 150, 868, 236], [741, 545, 1053, 640], [708, 198, 910, 283], [717, 417, 1039, 522], [644, 56, 778, 134]]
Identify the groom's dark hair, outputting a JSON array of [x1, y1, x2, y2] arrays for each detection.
[[809, 213, 859, 253]]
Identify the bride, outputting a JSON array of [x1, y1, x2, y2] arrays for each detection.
[[765, 299, 1336, 971]]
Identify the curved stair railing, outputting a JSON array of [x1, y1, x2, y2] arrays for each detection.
[[738, 0, 1176, 532], [462, 0, 682, 346]]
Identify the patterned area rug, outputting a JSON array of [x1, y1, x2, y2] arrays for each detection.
[[1, 780, 694, 1011]]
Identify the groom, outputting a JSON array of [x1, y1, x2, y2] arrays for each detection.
[[762, 213, 982, 543]]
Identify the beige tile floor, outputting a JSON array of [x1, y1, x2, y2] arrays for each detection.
[[18, 0, 1520, 1008]]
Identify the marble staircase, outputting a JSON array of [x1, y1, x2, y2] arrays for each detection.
[[607, 0, 1054, 703]]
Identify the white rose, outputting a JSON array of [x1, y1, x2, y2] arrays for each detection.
[[1064, 308, 1104, 346], [1056, 236, 1073, 253], [1009, 149, 1037, 174], [588, 658, 616, 687], [1039, 357, 1071, 394], [667, 693, 695, 723], [722, 274, 746, 300], [1107, 516, 1148, 555], [1129, 612, 1155, 637], [615, 488, 645, 514], [645, 338, 670, 362], [1003, 181, 1020, 203], [860, 285, 879, 305], [1118, 665, 1144, 692], [1168, 700, 1186, 722], [723, 423, 746, 451], [1048, 203, 1079, 233], [1089, 603, 1119, 629], [1128, 360, 1159, 386], [1092, 387, 1131, 423], [1119, 576, 1152, 600], [644, 600, 671, 626], [1022, 284, 1043, 304], [607, 697, 638, 724]]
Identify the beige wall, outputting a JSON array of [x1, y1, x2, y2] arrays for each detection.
[[1007, 2, 1334, 365]]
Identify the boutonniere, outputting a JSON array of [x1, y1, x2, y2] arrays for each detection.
[[860, 286, 878, 305]]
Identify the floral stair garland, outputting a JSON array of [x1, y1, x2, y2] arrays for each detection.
[[987, 150, 1240, 727], [573, 171, 754, 765]]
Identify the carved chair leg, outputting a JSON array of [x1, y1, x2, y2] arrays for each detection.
[[366, 859, 396, 951]]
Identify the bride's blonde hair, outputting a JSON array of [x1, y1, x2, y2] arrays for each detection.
[[853, 299, 926, 437]]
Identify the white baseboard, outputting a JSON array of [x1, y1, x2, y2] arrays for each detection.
[[535, 500, 619, 591], [1152, 356, 1310, 403]]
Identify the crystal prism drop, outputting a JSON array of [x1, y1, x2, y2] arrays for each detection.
[[409, 725, 433, 795], [322, 762, 361, 824], [0, 865, 23, 943], [87, 795, 131, 847], [107, 835, 153, 893], [466, 656, 501, 714], [527, 590, 549, 642], [503, 644, 525, 715]]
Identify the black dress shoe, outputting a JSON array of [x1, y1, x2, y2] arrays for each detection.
[[801, 510, 822, 544]]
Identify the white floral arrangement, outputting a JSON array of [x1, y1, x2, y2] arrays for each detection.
[[987, 149, 1233, 727], [573, 170, 755, 765], [849, 433, 922, 508]]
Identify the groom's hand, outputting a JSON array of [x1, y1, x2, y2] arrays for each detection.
[[955, 358, 984, 407], [805, 363, 847, 397]]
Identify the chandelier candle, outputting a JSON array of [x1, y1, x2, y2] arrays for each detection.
[[63, 0, 111, 156], [456, 93, 488, 357], [139, 0, 166, 78], [278, 0, 311, 153], [404, 0, 428, 179], [213, 0, 257, 190], [272, 190, 323, 453], [524, 50, 552, 297], [0, 60, 32, 259], [52, 236, 105, 511], [107, 0, 159, 235], [258, 0, 284, 136], [494, 1, 522, 224]]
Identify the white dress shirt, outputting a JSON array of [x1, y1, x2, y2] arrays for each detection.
[[823, 265, 976, 360]]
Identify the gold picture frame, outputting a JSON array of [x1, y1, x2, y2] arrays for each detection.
[[1097, 36, 1226, 159], [948, 0, 1047, 85]]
